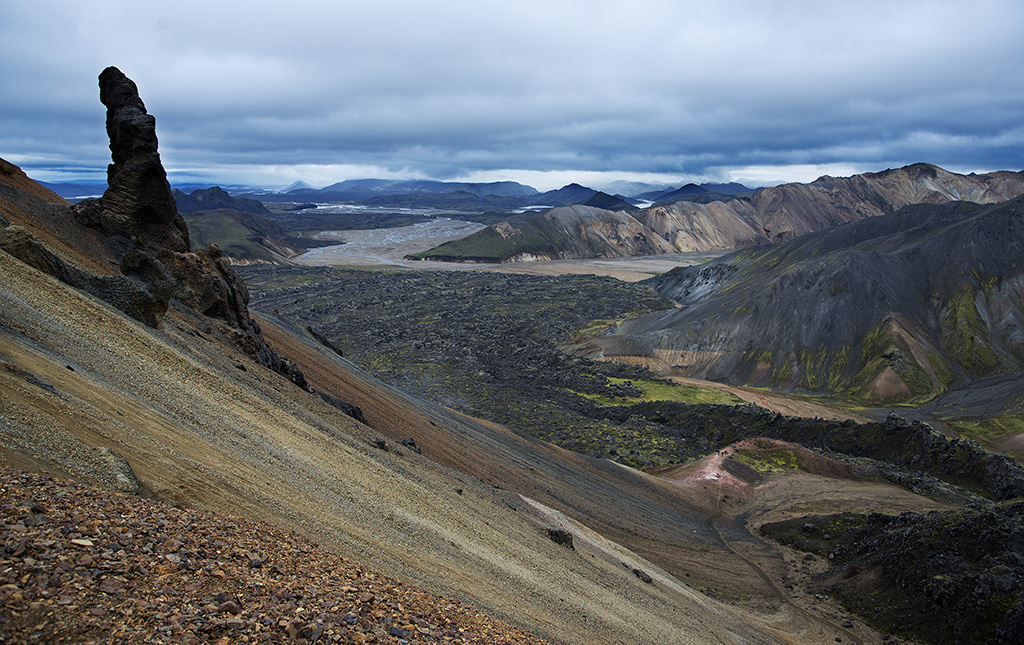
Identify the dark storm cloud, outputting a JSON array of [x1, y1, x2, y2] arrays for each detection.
[[2, 0, 1022, 189]]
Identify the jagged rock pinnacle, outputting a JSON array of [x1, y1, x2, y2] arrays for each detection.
[[97, 66, 189, 252]]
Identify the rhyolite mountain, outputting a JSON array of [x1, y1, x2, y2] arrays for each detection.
[[414, 163, 1024, 262], [577, 196, 1024, 413], [407, 204, 677, 262]]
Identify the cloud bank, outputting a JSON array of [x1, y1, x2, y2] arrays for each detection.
[[2, 0, 1022, 190]]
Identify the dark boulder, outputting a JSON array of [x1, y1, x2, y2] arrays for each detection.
[[318, 392, 365, 424], [632, 567, 653, 583], [547, 529, 574, 549]]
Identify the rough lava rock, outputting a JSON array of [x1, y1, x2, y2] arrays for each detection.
[[97, 66, 189, 253]]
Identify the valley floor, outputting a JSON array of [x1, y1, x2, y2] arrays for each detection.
[[294, 222, 725, 281]]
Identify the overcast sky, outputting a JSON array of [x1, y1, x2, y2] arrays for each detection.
[[2, 0, 1022, 191]]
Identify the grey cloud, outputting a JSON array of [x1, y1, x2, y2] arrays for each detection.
[[2, 0, 1023, 186]]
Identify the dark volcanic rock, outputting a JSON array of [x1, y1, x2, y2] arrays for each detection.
[[547, 529, 574, 549], [762, 502, 1024, 644], [80, 70, 261, 340], [97, 66, 189, 253]]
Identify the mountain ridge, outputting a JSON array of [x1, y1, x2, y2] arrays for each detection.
[[414, 163, 1024, 262]]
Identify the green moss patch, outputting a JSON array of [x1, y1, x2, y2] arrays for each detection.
[[940, 288, 1004, 376], [732, 447, 808, 473], [582, 378, 744, 406], [943, 414, 1024, 445]]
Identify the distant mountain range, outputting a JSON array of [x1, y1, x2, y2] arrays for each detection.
[[413, 164, 1024, 262], [40, 176, 756, 211]]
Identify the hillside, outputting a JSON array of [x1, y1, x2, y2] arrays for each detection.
[[171, 187, 312, 263], [413, 163, 1024, 262], [182, 208, 308, 263], [577, 196, 1024, 449]]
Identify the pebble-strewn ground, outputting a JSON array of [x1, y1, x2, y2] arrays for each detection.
[[0, 470, 549, 644]]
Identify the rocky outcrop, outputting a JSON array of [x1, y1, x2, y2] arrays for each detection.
[[66, 69, 267, 338], [0, 68, 310, 388], [94, 66, 189, 254]]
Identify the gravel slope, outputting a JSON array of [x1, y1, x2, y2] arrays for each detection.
[[0, 469, 549, 644]]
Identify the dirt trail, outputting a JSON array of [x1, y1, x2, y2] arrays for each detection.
[[656, 440, 948, 644], [700, 450, 867, 645]]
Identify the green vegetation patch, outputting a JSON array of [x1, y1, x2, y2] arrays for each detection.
[[732, 447, 808, 474], [843, 324, 938, 405], [940, 287, 1004, 376], [927, 351, 956, 388], [943, 414, 1024, 445], [581, 378, 745, 407]]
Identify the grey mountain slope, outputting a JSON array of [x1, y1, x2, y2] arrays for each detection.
[[172, 186, 270, 216], [584, 197, 1024, 404]]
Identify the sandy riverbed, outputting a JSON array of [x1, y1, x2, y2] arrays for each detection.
[[294, 218, 725, 281]]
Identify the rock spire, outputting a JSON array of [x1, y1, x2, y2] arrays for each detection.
[[97, 66, 189, 253]]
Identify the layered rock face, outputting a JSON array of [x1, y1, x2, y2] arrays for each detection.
[[97, 66, 189, 253]]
